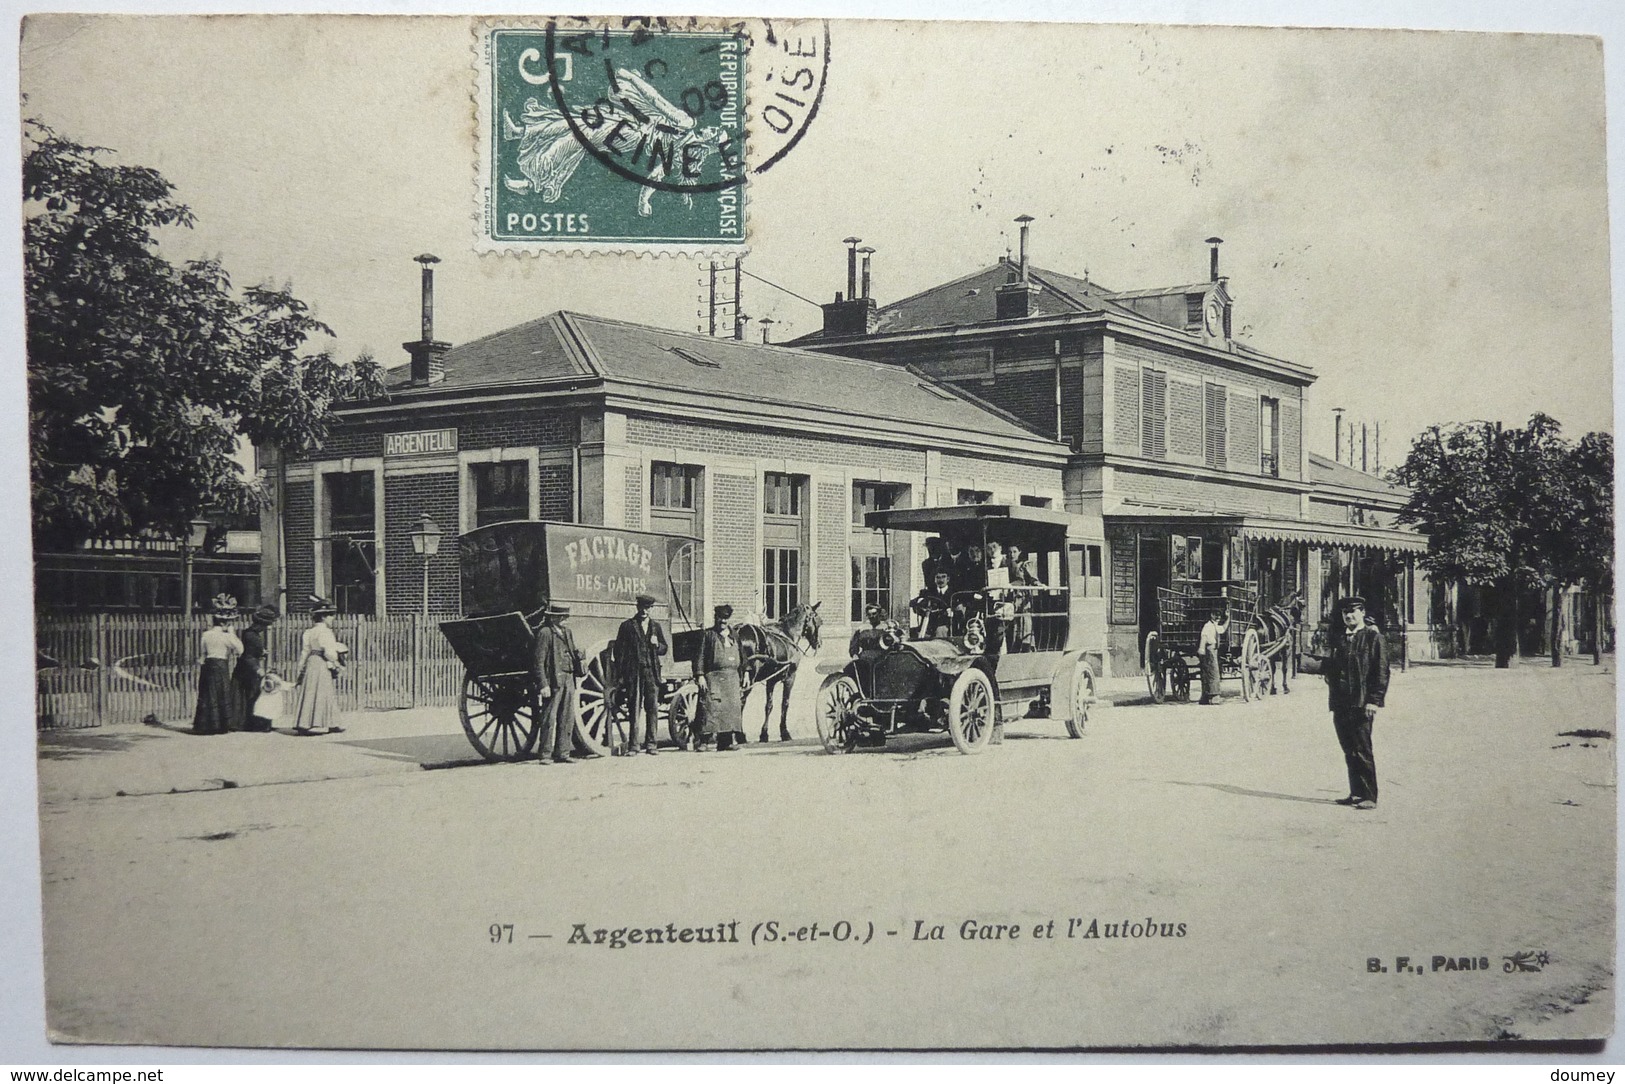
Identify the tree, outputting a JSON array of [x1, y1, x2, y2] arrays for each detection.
[[23, 120, 385, 551], [1394, 414, 1612, 667]]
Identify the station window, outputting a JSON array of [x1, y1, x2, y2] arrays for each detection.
[[1204, 383, 1228, 469], [763, 547, 801, 619], [1140, 369, 1167, 459], [651, 462, 701, 510], [850, 554, 891, 622], [763, 472, 803, 517], [470, 460, 530, 527], [957, 488, 992, 505], [1260, 397, 1280, 477], [852, 481, 903, 526], [1019, 495, 1053, 508], [324, 470, 376, 615]]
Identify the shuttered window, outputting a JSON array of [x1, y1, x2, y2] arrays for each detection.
[[1204, 382, 1228, 469], [1140, 369, 1167, 459], [1259, 397, 1280, 477]]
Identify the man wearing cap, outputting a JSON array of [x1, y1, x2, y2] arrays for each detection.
[[1322, 596, 1390, 810], [849, 604, 889, 656], [910, 570, 955, 640], [614, 593, 669, 755], [694, 604, 747, 751], [533, 601, 585, 764]]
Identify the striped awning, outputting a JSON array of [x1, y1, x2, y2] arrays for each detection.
[[1235, 517, 1428, 555]]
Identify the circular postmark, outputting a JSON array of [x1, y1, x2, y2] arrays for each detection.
[[539, 17, 828, 193]]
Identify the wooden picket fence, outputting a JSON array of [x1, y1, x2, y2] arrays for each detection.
[[34, 613, 467, 729]]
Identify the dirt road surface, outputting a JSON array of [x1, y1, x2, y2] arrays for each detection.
[[36, 661, 1616, 1050]]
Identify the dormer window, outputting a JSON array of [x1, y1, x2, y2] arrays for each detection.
[[1185, 293, 1205, 328]]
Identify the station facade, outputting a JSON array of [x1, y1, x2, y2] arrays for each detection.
[[795, 231, 1433, 674], [263, 307, 1076, 658]]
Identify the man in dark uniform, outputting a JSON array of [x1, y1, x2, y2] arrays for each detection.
[[533, 601, 584, 764], [849, 604, 889, 655], [1322, 596, 1390, 809], [614, 593, 668, 755]]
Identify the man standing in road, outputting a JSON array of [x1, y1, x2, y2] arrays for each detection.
[[533, 601, 585, 764], [1198, 605, 1229, 704], [1323, 596, 1390, 810], [614, 593, 668, 755]]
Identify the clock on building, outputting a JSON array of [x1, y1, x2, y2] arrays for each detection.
[[1204, 298, 1223, 337]]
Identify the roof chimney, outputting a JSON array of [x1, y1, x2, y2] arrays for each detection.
[[822, 239, 878, 338], [1205, 236, 1223, 283], [404, 253, 450, 385], [996, 215, 1042, 320], [1016, 214, 1034, 282]]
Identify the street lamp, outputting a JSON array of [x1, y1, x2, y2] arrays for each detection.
[[180, 516, 210, 619], [408, 514, 442, 617]]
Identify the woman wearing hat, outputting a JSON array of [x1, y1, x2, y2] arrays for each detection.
[[292, 596, 347, 735], [693, 604, 748, 751], [192, 594, 243, 735], [231, 603, 281, 732]]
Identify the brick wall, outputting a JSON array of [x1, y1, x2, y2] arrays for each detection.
[[623, 463, 645, 529], [293, 406, 578, 463], [816, 481, 847, 609], [1112, 468, 1302, 518], [957, 367, 1086, 442], [383, 473, 461, 614], [1114, 340, 1306, 481], [938, 453, 1063, 498], [285, 480, 315, 607], [1229, 390, 1260, 472], [1112, 367, 1139, 453], [1282, 402, 1301, 479], [627, 416, 927, 474], [711, 473, 759, 613], [1167, 379, 1202, 460], [537, 463, 573, 521]]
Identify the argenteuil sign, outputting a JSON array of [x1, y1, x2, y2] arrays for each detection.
[[383, 427, 458, 457]]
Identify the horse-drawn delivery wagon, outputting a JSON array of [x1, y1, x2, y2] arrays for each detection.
[[1141, 581, 1301, 703], [813, 503, 1103, 755], [438, 520, 703, 760]]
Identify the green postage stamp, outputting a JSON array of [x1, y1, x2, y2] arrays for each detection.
[[477, 22, 751, 253]]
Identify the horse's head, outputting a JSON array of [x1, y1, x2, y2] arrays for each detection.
[[781, 599, 823, 651]]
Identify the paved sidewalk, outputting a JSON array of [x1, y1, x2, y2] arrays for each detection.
[[36, 671, 1151, 803], [36, 706, 480, 803]]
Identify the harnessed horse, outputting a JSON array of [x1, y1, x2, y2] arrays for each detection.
[[736, 601, 823, 742], [1256, 591, 1305, 695]]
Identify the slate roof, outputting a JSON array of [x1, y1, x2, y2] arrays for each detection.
[[1308, 452, 1409, 502], [793, 259, 1213, 341], [386, 311, 1056, 448]]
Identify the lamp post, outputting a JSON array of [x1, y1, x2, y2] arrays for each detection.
[[180, 516, 210, 618], [409, 514, 442, 617]]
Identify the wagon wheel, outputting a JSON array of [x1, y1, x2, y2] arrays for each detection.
[[1168, 659, 1192, 703], [573, 650, 626, 757], [1144, 631, 1167, 704], [1065, 662, 1095, 739], [666, 682, 699, 748], [948, 668, 997, 755], [1240, 627, 1263, 702], [459, 671, 541, 762], [814, 674, 861, 754]]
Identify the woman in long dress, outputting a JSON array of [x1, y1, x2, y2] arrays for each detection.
[[231, 604, 280, 731], [192, 594, 242, 735], [292, 597, 347, 735], [693, 604, 747, 751]]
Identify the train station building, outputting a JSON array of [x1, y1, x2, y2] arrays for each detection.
[[261, 296, 1077, 657], [263, 225, 1436, 679], [794, 228, 1434, 673]]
